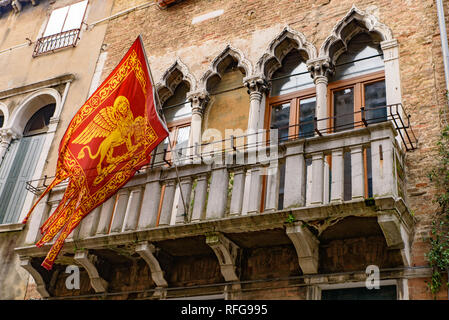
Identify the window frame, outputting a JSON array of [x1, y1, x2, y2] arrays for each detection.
[[266, 86, 316, 141], [327, 70, 385, 132], [163, 117, 192, 164], [33, 0, 89, 57]]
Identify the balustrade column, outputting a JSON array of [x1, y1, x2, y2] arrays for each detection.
[[330, 148, 345, 203], [176, 176, 192, 224], [77, 207, 101, 239], [310, 152, 324, 205], [247, 165, 263, 214], [96, 197, 116, 235], [159, 179, 176, 226], [350, 146, 365, 200], [138, 170, 162, 229], [191, 173, 208, 222], [264, 162, 281, 212], [283, 144, 306, 208], [110, 189, 130, 233], [123, 187, 143, 231], [205, 165, 229, 219], [229, 168, 246, 216]]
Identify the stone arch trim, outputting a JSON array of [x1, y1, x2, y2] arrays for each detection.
[[156, 58, 197, 106], [319, 5, 394, 65], [0, 102, 9, 128], [199, 44, 253, 92], [8, 88, 61, 135], [256, 26, 317, 79]]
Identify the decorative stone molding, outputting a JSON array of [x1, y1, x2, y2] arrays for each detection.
[[0, 127, 21, 142], [19, 257, 50, 298], [135, 241, 168, 288], [74, 250, 108, 293], [306, 57, 335, 80], [199, 45, 253, 91], [256, 26, 317, 79], [286, 221, 319, 274], [320, 5, 393, 64], [156, 58, 197, 106], [186, 90, 210, 116], [243, 76, 269, 97], [206, 232, 240, 282], [8, 87, 62, 134]]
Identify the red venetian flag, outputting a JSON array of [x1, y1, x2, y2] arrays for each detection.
[[22, 36, 169, 270]]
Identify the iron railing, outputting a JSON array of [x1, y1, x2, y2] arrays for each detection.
[[33, 29, 81, 57], [25, 103, 418, 195]]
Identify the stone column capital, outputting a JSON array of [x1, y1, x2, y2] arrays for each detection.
[[243, 76, 270, 97], [306, 57, 335, 80], [0, 128, 21, 142], [187, 91, 210, 116]]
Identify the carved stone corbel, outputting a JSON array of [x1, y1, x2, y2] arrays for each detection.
[[206, 232, 240, 282], [19, 257, 50, 298], [135, 241, 168, 294], [74, 250, 108, 293], [378, 212, 411, 266], [286, 221, 319, 274]]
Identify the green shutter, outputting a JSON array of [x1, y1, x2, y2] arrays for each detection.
[[0, 135, 45, 224]]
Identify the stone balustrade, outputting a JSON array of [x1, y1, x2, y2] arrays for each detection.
[[24, 121, 406, 246]]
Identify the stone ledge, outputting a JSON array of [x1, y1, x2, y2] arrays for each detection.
[[15, 196, 413, 259], [0, 222, 25, 233]]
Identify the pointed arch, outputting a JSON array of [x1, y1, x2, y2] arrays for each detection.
[[156, 59, 197, 106], [199, 45, 253, 92], [256, 26, 317, 79], [319, 5, 393, 64]]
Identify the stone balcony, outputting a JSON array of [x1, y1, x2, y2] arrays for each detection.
[[15, 121, 415, 299]]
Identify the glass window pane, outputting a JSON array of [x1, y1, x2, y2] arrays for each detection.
[[44, 6, 69, 36], [164, 102, 192, 123], [364, 80, 387, 124], [299, 97, 316, 138], [333, 33, 384, 81], [271, 51, 314, 96], [63, 0, 88, 31], [270, 103, 290, 142], [333, 88, 354, 132], [163, 81, 191, 123], [174, 126, 191, 160]]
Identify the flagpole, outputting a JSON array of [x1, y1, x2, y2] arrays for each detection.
[[138, 35, 188, 217]]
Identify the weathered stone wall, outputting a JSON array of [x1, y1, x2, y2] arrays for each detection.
[[0, 230, 29, 299]]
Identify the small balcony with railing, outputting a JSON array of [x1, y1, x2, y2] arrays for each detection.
[[33, 29, 81, 57], [15, 103, 417, 298]]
